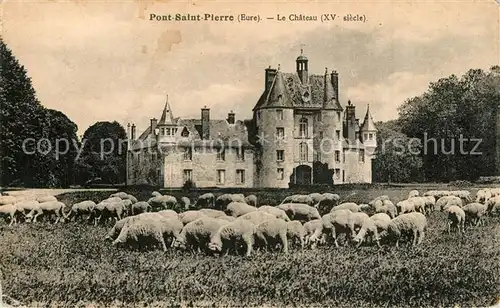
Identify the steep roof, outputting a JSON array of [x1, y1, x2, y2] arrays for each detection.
[[360, 104, 377, 132], [158, 98, 175, 125]]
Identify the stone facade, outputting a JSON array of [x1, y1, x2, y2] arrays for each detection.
[[126, 51, 377, 188]]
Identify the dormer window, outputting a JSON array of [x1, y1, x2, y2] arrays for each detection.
[[181, 127, 190, 137]]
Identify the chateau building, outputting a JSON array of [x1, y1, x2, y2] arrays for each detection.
[[126, 50, 377, 188]]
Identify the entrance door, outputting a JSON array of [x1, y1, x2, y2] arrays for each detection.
[[293, 165, 312, 185]]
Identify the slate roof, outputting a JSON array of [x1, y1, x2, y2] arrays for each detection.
[[360, 104, 377, 132]]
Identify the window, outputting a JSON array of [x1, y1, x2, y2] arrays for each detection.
[[300, 142, 308, 161], [236, 169, 245, 184], [319, 131, 323, 139], [277, 168, 284, 180], [299, 118, 308, 138], [217, 170, 225, 184], [335, 150, 340, 163], [183, 169, 193, 182], [172, 128, 178, 135], [166, 128, 171, 136], [359, 149, 365, 163], [277, 109, 283, 120], [184, 147, 192, 160], [276, 127, 285, 139], [236, 147, 245, 161], [277, 150, 284, 161], [335, 168, 341, 179], [337, 112, 341, 122], [161, 128, 166, 136], [364, 133, 368, 141], [369, 133, 373, 140], [181, 128, 190, 137], [342, 151, 346, 163], [217, 148, 225, 161], [316, 113, 322, 121], [315, 151, 321, 161], [336, 130, 341, 140]]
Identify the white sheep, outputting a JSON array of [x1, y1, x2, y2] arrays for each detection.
[[331, 202, 360, 213], [485, 195, 500, 214], [110, 192, 128, 199], [396, 199, 416, 215], [208, 219, 256, 257], [309, 209, 357, 248], [303, 219, 326, 247], [36, 195, 57, 203], [180, 197, 191, 210], [218, 215, 236, 223], [308, 193, 324, 205], [151, 191, 162, 198], [237, 211, 276, 225], [450, 190, 472, 202], [215, 193, 246, 210], [277, 203, 321, 222], [194, 193, 216, 209], [280, 194, 315, 206], [423, 196, 436, 214], [352, 213, 391, 247], [174, 217, 229, 253], [105, 215, 135, 241], [0, 196, 17, 205], [244, 194, 258, 207], [198, 208, 227, 219], [462, 202, 488, 227], [148, 195, 178, 211], [122, 199, 133, 216], [490, 188, 500, 197], [14, 200, 40, 218], [254, 218, 289, 253], [408, 197, 426, 215], [373, 200, 397, 219], [257, 205, 291, 221], [368, 195, 390, 206], [408, 190, 419, 198], [314, 193, 340, 214], [443, 205, 466, 234], [286, 220, 306, 250], [157, 209, 180, 221], [25, 201, 67, 224], [0, 204, 19, 226], [64, 200, 96, 222], [126, 194, 138, 204], [97, 199, 125, 224], [131, 201, 152, 215], [225, 202, 258, 218], [476, 188, 492, 203], [385, 212, 427, 247], [178, 210, 207, 225]]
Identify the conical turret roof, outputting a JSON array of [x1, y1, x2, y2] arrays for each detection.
[[360, 104, 377, 132], [260, 69, 293, 108], [158, 95, 175, 125]]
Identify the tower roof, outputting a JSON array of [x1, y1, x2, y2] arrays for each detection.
[[158, 95, 175, 125], [296, 48, 308, 61], [259, 70, 294, 109], [323, 68, 343, 110], [360, 104, 377, 132]]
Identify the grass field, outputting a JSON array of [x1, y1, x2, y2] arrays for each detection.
[[1, 185, 499, 307]]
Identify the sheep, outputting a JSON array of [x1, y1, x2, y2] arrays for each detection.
[[257, 205, 291, 221], [148, 195, 178, 211], [126, 194, 138, 204], [441, 196, 463, 211], [208, 219, 256, 257], [309, 210, 356, 248], [131, 201, 152, 215], [36, 195, 57, 203], [373, 200, 397, 218], [178, 210, 207, 225], [314, 193, 341, 214], [244, 194, 258, 207], [352, 213, 392, 247], [408, 197, 426, 215], [14, 200, 40, 218], [151, 191, 162, 198], [331, 202, 360, 213], [423, 196, 436, 214], [97, 199, 125, 224], [280, 194, 315, 206], [0, 204, 19, 226], [64, 200, 96, 222], [237, 211, 276, 225], [385, 212, 427, 247], [193, 193, 215, 209], [110, 192, 129, 199], [254, 218, 289, 253], [112, 215, 183, 251], [303, 219, 325, 247], [462, 202, 488, 227], [277, 203, 321, 222], [308, 193, 324, 205], [490, 188, 500, 197], [25, 201, 67, 224], [443, 205, 466, 234], [450, 190, 472, 202], [368, 195, 390, 206], [105, 216, 135, 241], [122, 199, 133, 216], [286, 220, 306, 250], [408, 190, 419, 198], [485, 196, 500, 214], [180, 197, 191, 210], [198, 208, 228, 219], [174, 217, 229, 253], [157, 209, 180, 221], [215, 193, 246, 210], [476, 188, 492, 203], [0, 196, 17, 205], [225, 202, 257, 218], [395, 199, 416, 215]]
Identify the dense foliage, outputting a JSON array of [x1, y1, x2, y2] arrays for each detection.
[[0, 40, 79, 187]]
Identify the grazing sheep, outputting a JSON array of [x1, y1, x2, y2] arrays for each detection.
[[303, 219, 325, 247], [178, 210, 207, 225], [237, 211, 276, 225], [258, 205, 291, 221], [286, 220, 306, 250], [280, 194, 315, 206], [198, 208, 228, 219], [97, 200, 126, 224], [368, 195, 390, 206], [105, 216, 135, 241], [485, 196, 500, 214], [218, 215, 236, 222], [277, 203, 321, 222], [373, 200, 397, 218], [126, 194, 138, 204], [309, 210, 356, 248], [195, 193, 216, 209], [215, 193, 246, 210], [443, 205, 466, 234], [208, 219, 256, 257], [157, 210, 180, 221], [122, 199, 133, 216], [174, 217, 229, 253], [450, 190, 472, 202], [64, 200, 96, 222], [131, 201, 152, 215], [15, 200, 40, 217], [351, 212, 370, 231], [408, 190, 419, 198], [112, 215, 183, 251], [439, 196, 463, 211], [180, 197, 191, 210], [423, 196, 436, 214], [352, 213, 391, 247], [225, 202, 258, 218], [315, 193, 341, 214], [331, 202, 360, 213], [0, 196, 17, 205], [110, 192, 128, 199], [151, 191, 162, 198], [36, 195, 57, 203], [0, 204, 19, 226], [396, 200, 416, 215], [25, 201, 67, 224], [385, 212, 427, 247], [148, 195, 178, 211], [476, 189, 492, 203], [462, 202, 488, 227], [245, 194, 258, 207], [308, 193, 324, 205], [408, 197, 427, 215], [254, 218, 289, 253]]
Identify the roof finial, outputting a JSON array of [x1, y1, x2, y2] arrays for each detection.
[[277, 64, 281, 71], [300, 43, 305, 55]]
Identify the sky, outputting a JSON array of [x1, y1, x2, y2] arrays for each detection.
[[2, 0, 499, 136]]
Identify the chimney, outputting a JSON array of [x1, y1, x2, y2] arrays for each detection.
[[331, 70, 339, 99], [201, 106, 210, 139], [265, 66, 277, 91], [227, 110, 235, 124], [131, 124, 136, 140], [345, 100, 356, 143], [150, 118, 158, 136], [127, 123, 131, 140]]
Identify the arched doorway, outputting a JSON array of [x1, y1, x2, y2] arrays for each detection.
[[291, 165, 312, 185]]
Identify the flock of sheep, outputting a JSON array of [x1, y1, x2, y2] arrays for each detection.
[[0, 187, 499, 257]]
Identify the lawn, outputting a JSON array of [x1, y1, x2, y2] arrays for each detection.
[[0, 185, 499, 307]]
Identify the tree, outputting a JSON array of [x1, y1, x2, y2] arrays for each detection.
[[78, 121, 127, 184]]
